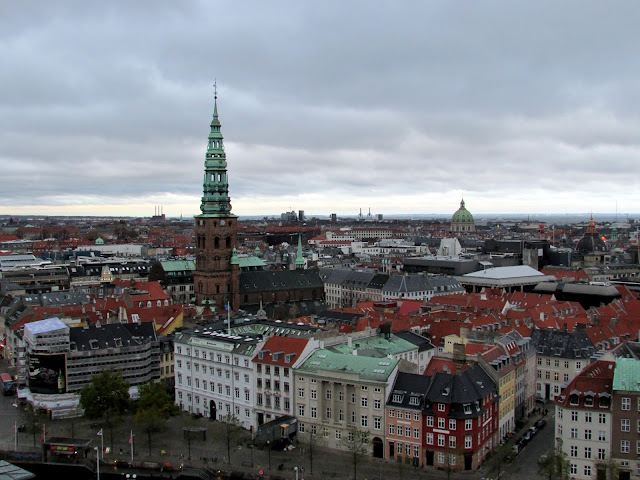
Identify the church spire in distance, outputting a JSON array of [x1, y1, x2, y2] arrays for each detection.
[[198, 80, 235, 218]]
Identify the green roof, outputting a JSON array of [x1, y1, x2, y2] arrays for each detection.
[[297, 349, 398, 382], [237, 256, 266, 268], [328, 334, 416, 357], [613, 357, 640, 392], [161, 260, 195, 272]]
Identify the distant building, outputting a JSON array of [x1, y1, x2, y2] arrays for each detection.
[[451, 198, 475, 233]]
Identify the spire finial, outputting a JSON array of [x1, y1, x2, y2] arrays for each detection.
[[213, 79, 217, 100]]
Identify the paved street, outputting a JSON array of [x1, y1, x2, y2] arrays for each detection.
[[0, 365, 553, 480]]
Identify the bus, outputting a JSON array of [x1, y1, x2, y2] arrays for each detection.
[[0, 373, 15, 396]]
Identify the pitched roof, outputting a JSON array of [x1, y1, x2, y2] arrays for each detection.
[[252, 336, 310, 366]]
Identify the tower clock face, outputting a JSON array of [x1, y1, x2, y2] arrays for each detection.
[[220, 220, 225, 225]]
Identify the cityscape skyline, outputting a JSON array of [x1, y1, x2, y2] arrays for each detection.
[[2, 2, 640, 217]]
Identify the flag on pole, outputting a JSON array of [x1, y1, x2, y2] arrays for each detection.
[[97, 429, 103, 436], [129, 431, 133, 444]]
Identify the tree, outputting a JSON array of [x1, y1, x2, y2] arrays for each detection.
[[300, 425, 325, 474], [134, 382, 177, 457], [80, 369, 130, 448], [21, 405, 48, 448], [340, 426, 370, 480], [220, 414, 243, 465], [596, 456, 619, 480], [485, 443, 517, 480], [538, 447, 571, 480]]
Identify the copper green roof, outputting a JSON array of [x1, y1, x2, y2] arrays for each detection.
[[197, 83, 236, 219], [613, 357, 640, 392], [452, 198, 474, 223], [161, 260, 195, 272], [236, 256, 266, 268], [328, 334, 416, 357], [297, 349, 398, 382]]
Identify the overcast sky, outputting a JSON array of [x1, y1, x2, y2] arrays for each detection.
[[2, 2, 639, 219]]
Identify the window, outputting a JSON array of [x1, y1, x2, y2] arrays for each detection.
[[570, 464, 577, 475], [389, 409, 395, 418], [311, 407, 317, 419], [465, 419, 472, 431], [438, 403, 445, 412], [374, 417, 381, 430], [374, 399, 381, 410], [584, 465, 591, 477], [438, 435, 445, 447], [298, 388, 304, 398], [621, 419, 630, 432], [570, 446, 577, 457], [622, 397, 631, 411], [414, 428, 419, 439], [584, 429, 591, 440], [326, 390, 332, 400], [438, 417, 445, 429], [426, 416, 433, 427], [426, 433, 433, 445], [598, 413, 606, 424], [584, 447, 591, 459], [298, 405, 305, 416], [361, 397, 368, 407], [598, 430, 606, 442], [570, 428, 578, 439], [335, 430, 341, 440], [339, 409, 344, 421], [598, 448, 606, 460], [389, 424, 395, 435], [350, 393, 356, 403], [585, 412, 592, 423], [351, 411, 356, 423], [338, 391, 344, 402], [465, 435, 472, 448], [449, 436, 456, 448], [414, 412, 419, 421], [397, 426, 403, 437], [326, 407, 332, 419], [449, 419, 456, 430], [571, 411, 578, 422], [257, 394, 263, 406], [361, 415, 368, 428], [621, 440, 630, 453], [564, 361, 570, 369]]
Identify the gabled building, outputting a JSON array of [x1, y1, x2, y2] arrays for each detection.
[[554, 360, 615, 480], [252, 336, 318, 426], [531, 328, 598, 401], [419, 362, 499, 471]]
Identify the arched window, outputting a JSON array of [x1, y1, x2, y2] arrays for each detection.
[[216, 284, 220, 294], [214, 237, 220, 249], [226, 236, 231, 248]]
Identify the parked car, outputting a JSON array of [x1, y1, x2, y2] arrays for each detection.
[[529, 425, 538, 435], [534, 419, 547, 429], [523, 431, 532, 442]]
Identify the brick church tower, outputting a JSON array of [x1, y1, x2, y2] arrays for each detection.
[[193, 85, 240, 310]]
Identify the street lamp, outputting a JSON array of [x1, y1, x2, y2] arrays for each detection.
[[266, 441, 271, 471], [250, 444, 254, 467], [294, 466, 298, 480]]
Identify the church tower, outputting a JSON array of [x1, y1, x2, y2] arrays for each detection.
[[193, 84, 240, 310]]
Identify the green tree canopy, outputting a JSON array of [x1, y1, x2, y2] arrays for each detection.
[[136, 381, 178, 418], [538, 447, 571, 480], [80, 369, 130, 419]]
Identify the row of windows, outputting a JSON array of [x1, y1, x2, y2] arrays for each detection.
[[537, 358, 581, 370], [558, 409, 607, 423], [256, 365, 289, 376]]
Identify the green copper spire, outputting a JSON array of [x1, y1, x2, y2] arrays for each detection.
[[198, 81, 236, 218], [295, 234, 305, 268]]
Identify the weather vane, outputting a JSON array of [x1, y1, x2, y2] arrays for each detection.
[[214, 79, 217, 100]]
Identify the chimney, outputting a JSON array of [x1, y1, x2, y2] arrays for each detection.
[[453, 343, 466, 364], [347, 337, 353, 349]]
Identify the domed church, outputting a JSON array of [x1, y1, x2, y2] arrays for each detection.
[[573, 214, 609, 267], [451, 197, 475, 233]]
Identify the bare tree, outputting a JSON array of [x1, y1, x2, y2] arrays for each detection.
[[220, 413, 243, 465], [339, 426, 370, 480]]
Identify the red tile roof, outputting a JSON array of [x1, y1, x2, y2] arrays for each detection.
[[252, 336, 310, 366]]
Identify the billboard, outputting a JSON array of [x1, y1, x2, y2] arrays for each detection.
[[27, 353, 67, 394]]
